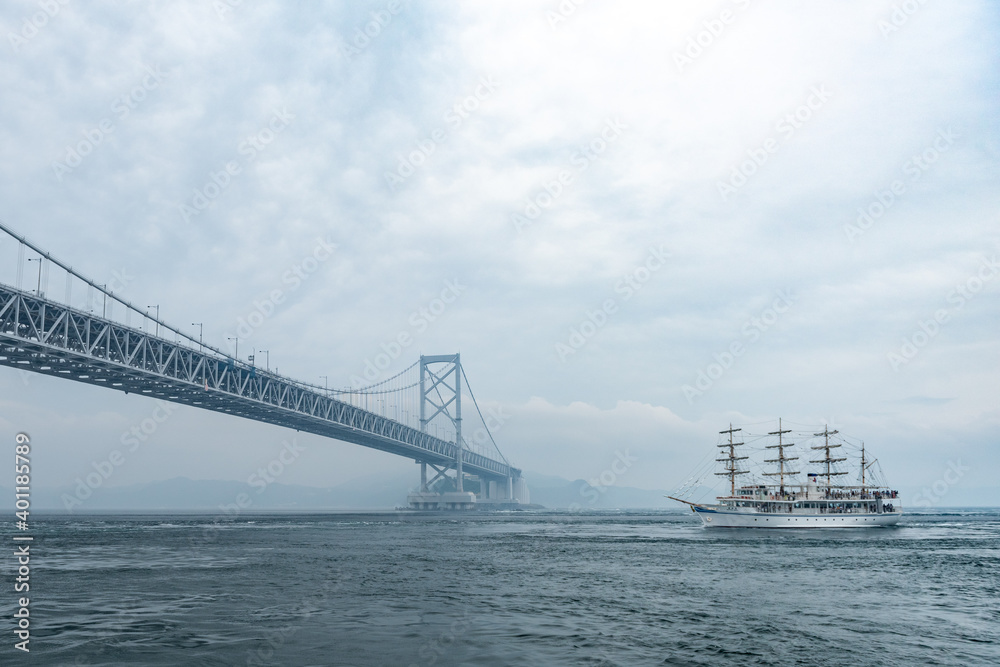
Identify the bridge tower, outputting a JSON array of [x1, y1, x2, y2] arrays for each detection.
[[408, 354, 476, 509]]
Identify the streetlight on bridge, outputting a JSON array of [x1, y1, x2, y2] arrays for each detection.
[[191, 323, 203, 351], [26, 257, 42, 295]]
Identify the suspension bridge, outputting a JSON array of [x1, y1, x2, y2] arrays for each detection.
[[0, 222, 527, 509]]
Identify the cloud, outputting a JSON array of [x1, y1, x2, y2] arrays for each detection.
[[0, 0, 997, 503]]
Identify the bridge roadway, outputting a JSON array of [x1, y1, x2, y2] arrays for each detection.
[[0, 284, 519, 482]]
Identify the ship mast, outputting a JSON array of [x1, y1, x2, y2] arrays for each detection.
[[809, 425, 847, 487], [860, 442, 881, 495], [715, 424, 748, 496], [861, 442, 865, 493], [763, 418, 799, 490]]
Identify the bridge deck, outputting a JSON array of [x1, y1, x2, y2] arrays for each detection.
[[0, 285, 518, 482]]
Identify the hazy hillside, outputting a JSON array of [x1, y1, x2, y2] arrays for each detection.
[[13, 471, 682, 512]]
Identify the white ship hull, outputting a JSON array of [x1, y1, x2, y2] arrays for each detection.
[[694, 506, 901, 528]]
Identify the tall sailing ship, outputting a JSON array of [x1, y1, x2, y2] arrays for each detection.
[[670, 420, 901, 528]]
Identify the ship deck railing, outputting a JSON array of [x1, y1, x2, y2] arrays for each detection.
[[719, 492, 898, 502], [717, 501, 900, 515]]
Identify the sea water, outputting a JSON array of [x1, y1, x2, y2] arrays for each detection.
[[5, 509, 999, 666]]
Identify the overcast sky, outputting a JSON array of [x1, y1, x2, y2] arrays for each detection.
[[1, 0, 998, 506]]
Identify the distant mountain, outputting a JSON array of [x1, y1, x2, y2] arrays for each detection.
[[9, 474, 415, 513], [12, 471, 682, 512], [525, 472, 674, 510]]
